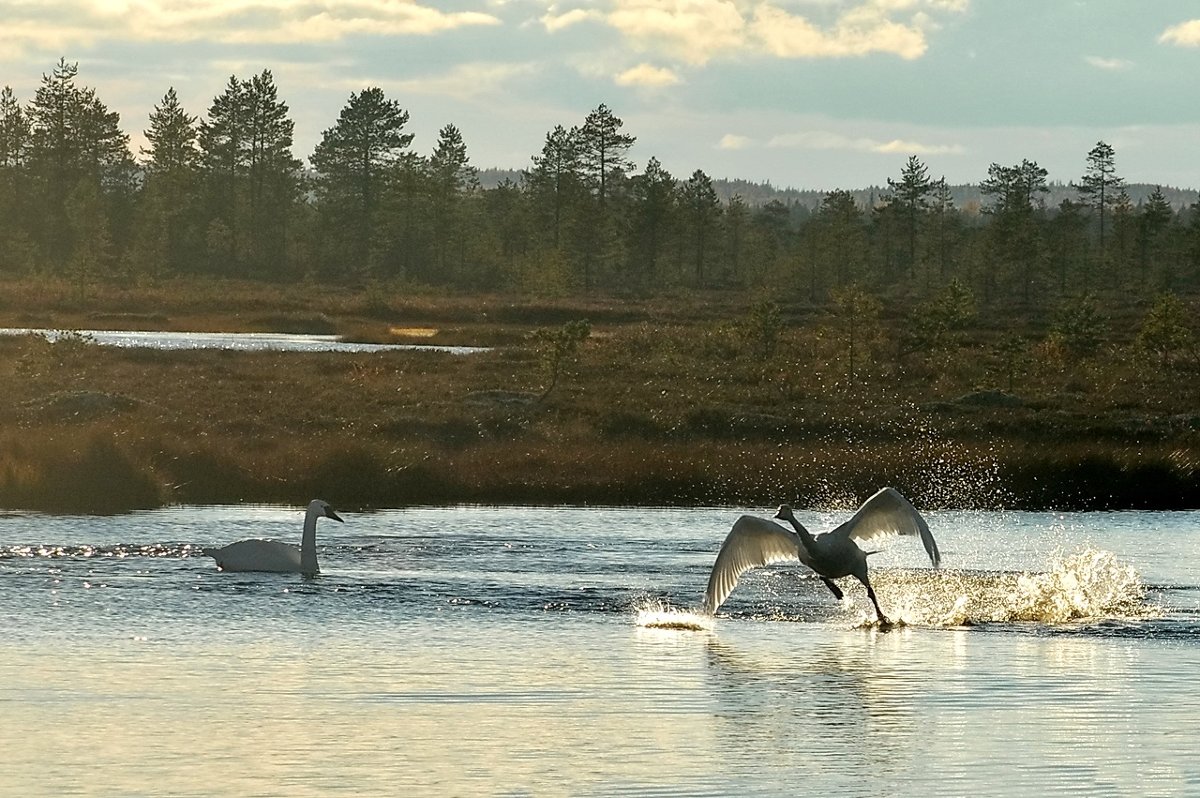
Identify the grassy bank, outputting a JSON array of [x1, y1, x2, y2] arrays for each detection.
[[1, 277, 1197, 513]]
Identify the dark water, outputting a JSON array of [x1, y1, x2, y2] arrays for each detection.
[[1, 505, 1197, 796]]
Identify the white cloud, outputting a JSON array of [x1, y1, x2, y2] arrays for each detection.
[[605, 0, 747, 65], [873, 137, 963, 154], [540, 0, 965, 65], [614, 63, 681, 86], [768, 129, 962, 154], [1085, 55, 1132, 70], [751, 2, 928, 60], [4, 0, 501, 49], [540, 7, 601, 32], [719, 133, 754, 150], [1160, 19, 1200, 46]]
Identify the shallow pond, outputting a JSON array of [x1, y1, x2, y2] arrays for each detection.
[[0, 327, 487, 354], [1, 505, 1197, 796]]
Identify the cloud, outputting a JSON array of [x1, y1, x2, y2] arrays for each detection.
[[1085, 55, 1132, 70], [751, 2, 929, 60], [1159, 19, 1200, 46], [718, 133, 754, 150], [768, 129, 962, 154], [389, 61, 536, 100], [540, 0, 964, 65], [614, 63, 681, 86], [872, 137, 963, 154], [4, 0, 501, 49], [604, 0, 747, 65], [540, 7, 601, 32]]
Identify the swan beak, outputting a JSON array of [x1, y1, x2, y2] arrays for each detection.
[[327, 508, 345, 523]]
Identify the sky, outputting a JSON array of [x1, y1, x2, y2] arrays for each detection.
[[3, 0, 1200, 192]]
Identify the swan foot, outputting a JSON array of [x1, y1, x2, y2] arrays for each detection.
[[876, 616, 910, 631]]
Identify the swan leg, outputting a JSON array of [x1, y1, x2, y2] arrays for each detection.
[[820, 577, 844, 601], [859, 575, 889, 625]]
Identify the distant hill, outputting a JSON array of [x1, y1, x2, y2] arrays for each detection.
[[475, 169, 1197, 213]]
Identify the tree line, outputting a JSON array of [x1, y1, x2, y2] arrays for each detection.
[[3, 58, 1200, 309]]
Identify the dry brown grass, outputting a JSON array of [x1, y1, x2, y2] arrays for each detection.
[[1, 276, 1198, 512]]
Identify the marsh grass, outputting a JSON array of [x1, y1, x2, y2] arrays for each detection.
[[0, 277, 1197, 512]]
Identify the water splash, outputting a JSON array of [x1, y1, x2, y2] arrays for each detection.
[[634, 600, 714, 631], [871, 547, 1157, 627]]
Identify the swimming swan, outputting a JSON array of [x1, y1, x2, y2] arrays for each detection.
[[203, 499, 343, 576], [703, 487, 940, 624]]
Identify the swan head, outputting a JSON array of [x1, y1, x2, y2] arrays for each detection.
[[311, 499, 344, 523], [773, 504, 796, 522]]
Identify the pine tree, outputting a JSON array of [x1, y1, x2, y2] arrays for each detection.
[[65, 177, 114, 298], [724, 193, 749, 286], [0, 86, 30, 169], [681, 169, 719, 286], [627, 156, 676, 285], [980, 160, 1049, 303], [26, 59, 132, 271], [571, 105, 636, 289], [198, 75, 247, 271], [136, 87, 199, 275], [1138, 186, 1174, 289], [243, 70, 300, 275], [143, 88, 198, 174], [1076, 141, 1125, 266], [929, 177, 958, 285], [427, 123, 478, 282], [198, 71, 299, 275], [525, 125, 582, 252], [0, 85, 34, 273], [815, 189, 867, 292], [483, 178, 529, 274], [884, 155, 934, 278], [1136, 292, 1193, 368], [575, 103, 634, 208], [310, 87, 414, 276]]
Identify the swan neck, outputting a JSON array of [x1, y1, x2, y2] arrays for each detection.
[[787, 518, 817, 552], [301, 505, 320, 575]]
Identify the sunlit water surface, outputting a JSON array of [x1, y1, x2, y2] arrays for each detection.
[[2, 506, 1198, 797], [0, 327, 486, 354]]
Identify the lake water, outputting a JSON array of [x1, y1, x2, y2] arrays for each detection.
[[1, 505, 1197, 797], [0, 328, 486, 354]]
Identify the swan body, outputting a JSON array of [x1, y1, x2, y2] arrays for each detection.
[[703, 487, 939, 624], [203, 499, 343, 576]]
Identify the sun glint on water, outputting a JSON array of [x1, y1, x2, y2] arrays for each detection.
[[635, 600, 714, 631]]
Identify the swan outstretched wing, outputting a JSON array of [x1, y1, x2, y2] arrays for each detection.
[[703, 515, 805, 614], [830, 487, 940, 568]]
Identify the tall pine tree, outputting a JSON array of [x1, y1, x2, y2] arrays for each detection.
[[310, 87, 414, 277], [1076, 140, 1125, 267]]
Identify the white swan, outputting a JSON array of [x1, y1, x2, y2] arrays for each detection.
[[203, 499, 343, 576], [703, 487, 940, 624]]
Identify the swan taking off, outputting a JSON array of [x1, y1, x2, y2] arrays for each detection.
[[202, 499, 343, 576], [703, 487, 939, 625]]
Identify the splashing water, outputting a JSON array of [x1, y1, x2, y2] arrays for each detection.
[[871, 547, 1157, 627], [634, 600, 714, 632], [659, 548, 1158, 631]]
